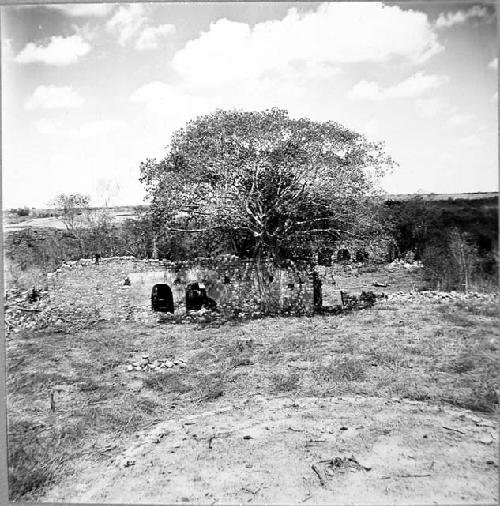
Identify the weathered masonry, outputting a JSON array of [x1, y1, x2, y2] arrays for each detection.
[[48, 256, 316, 322]]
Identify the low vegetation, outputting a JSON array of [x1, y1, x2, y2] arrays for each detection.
[[7, 294, 498, 500]]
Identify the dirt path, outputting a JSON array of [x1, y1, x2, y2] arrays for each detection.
[[44, 395, 497, 504]]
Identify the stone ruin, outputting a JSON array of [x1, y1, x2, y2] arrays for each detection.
[[42, 255, 317, 324]]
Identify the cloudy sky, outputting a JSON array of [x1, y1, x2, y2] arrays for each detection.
[[2, 1, 497, 208]]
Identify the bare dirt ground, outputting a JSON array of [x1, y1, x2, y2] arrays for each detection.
[[44, 395, 497, 504], [7, 294, 499, 503]]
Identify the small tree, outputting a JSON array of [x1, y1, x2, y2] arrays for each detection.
[[448, 229, 479, 292], [422, 229, 480, 291], [51, 194, 90, 233]]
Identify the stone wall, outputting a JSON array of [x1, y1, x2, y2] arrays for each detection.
[[47, 256, 315, 323]]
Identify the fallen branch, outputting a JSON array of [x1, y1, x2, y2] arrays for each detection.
[[382, 473, 432, 479], [311, 464, 327, 487], [442, 426, 465, 435], [242, 486, 261, 495]]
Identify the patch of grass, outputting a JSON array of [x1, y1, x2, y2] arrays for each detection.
[[195, 372, 225, 401], [270, 371, 301, 392], [8, 423, 64, 501], [143, 371, 192, 395], [77, 378, 101, 392], [134, 397, 161, 415], [448, 354, 476, 374], [314, 357, 367, 382], [369, 349, 410, 370], [436, 305, 478, 327]]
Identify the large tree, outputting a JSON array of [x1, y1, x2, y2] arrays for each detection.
[[140, 108, 395, 262]]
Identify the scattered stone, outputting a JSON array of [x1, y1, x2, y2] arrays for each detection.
[[118, 457, 136, 468], [478, 434, 494, 445], [123, 355, 187, 373]]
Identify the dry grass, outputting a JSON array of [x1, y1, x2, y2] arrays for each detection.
[[6, 295, 499, 500]]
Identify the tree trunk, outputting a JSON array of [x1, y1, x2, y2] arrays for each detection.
[[254, 242, 271, 313]]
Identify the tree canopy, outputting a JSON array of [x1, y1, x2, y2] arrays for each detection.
[[140, 108, 395, 261]]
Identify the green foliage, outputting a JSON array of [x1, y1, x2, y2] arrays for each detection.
[[140, 108, 395, 261]]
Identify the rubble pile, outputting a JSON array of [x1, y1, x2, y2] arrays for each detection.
[[4, 287, 103, 335], [387, 291, 498, 302], [4, 288, 49, 333], [125, 354, 186, 372], [386, 259, 424, 272]]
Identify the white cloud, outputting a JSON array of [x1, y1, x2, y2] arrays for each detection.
[[493, 92, 498, 102], [34, 118, 62, 134], [446, 113, 474, 127], [459, 134, 485, 148], [172, 3, 442, 88], [25, 85, 84, 110], [135, 24, 176, 50], [361, 119, 381, 138], [415, 98, 441, 118], [46, 4, 115, 17], [488, 57, 498, 70], [15, 35, 91, 66], [435, 5, 490, 29], [106, 4, 146, 46], [106, 4, 175, 50], [69, 120, 127, 139], [131, 82, 216, 128], [348, 72, 448, 101], [446, 113, 474, 128]]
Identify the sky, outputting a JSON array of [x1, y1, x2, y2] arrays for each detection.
[[1, 1, 498, 209]]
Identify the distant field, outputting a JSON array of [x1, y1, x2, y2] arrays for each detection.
[[386, 191, 498, 201], [3, 205, 147, 232]]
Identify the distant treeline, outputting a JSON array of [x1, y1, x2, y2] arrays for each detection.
[[387, 196, 497, 291], [5, 196, 498, 292]]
